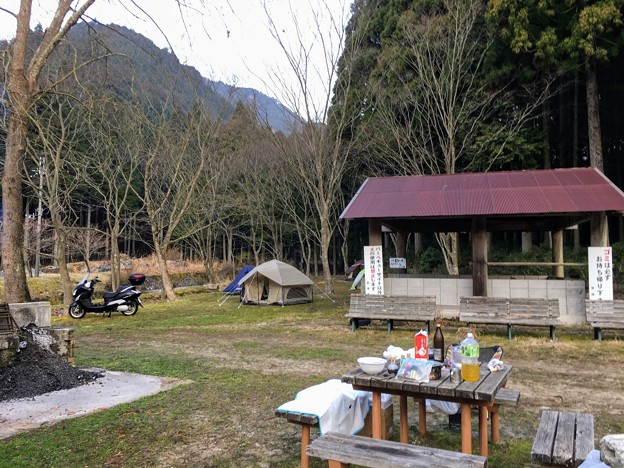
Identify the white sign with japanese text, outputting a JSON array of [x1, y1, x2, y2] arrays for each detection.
[[588, 246, 613, 301], [389, 257, 406, 269], [364, 246, 384, 295]]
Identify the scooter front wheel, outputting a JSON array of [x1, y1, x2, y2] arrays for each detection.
[[69, 304, 86, 319], [121, 299, 139, 316]]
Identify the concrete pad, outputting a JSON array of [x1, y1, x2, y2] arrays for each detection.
[[0, 369, 189, 440]]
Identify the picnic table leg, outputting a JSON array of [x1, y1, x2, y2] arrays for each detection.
[[490, 405, 500, 444], [328, 461, 349, 468], [301, 424, 311, 468], [460, 403, 472, 454], [479, 404, 489, 457], [400, 394, 409, 443], [416, 398, 427, 435], [372, 391, 382, 439]]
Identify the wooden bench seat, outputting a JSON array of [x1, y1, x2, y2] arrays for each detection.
[[275, 409, 318, 468], [346, 294, 437, 334], [307, 431, 487, 468], [459, 296, 560, 340], [531, 410, 594, 467], [585, 300, 624, 340]]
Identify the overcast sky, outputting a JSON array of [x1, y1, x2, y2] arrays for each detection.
[[0, 0, 352, 105]]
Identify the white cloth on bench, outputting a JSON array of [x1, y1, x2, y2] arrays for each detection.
[[277, 379, 389, 435], [578, 449, 609, 467]]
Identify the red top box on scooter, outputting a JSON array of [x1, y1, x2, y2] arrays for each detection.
[[128, 273, 146, 286]]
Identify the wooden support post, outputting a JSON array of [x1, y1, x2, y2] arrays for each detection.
[[400, 395, 409, 443], [416, 398, 427, 434], [472, 216, 488, 296], [490, 406, 500, 444], [301, 425, 311, 468], [479, 405, 489, 457], [461, 403, 472, 454], [552, 230, 564, 278], [590, 212, 608, 247], [368, 220, 382, 247], [372, 392, 382, 439], [395, 231, 408, 274]]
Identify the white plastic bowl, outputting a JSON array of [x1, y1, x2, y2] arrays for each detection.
[[357, 357, 387, 375]]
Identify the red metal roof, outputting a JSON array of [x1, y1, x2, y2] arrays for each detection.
[[340, 168, 624, 220]]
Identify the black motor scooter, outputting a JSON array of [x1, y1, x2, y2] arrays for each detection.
[[69, 273, 145, 319]]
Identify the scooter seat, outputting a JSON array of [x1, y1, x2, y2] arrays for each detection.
[[103, 291, 117, 300]]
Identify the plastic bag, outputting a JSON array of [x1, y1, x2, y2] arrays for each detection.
[[428, 399, 460, 415], [577, 449, 609, 468], [397, 358, 432, 382]]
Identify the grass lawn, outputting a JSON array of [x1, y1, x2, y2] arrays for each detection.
[[1, 279, 623, 467]]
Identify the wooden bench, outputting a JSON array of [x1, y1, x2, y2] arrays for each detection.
[[307, 431, 487, 467], [275, 409, 318, 468], [275, 404, 393, 468], [459, 297, 560, 340], [346, 294, 437, 334], [585, 300, 624, 340], [531, 410, 594, 467]]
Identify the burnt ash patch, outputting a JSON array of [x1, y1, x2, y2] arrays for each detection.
[[0, 325, 102, 402]]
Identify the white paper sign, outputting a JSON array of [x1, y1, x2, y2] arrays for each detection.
[[588, 246, 613, 301], [364, 246, 384, 295], [389, 257, 406, 269]]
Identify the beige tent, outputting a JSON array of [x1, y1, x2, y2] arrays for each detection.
[[238, 260, 313, 305]]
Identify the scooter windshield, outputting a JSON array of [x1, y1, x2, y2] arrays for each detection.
[[78, 273, 90, 285]]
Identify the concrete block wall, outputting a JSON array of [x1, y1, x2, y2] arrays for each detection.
[[8, 302, 52, 327], [384, 277, 587, 324]]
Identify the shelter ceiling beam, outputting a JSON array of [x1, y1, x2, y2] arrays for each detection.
[[379, 214, 593, 234]]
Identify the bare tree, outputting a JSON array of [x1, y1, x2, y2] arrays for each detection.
[[263, 0, 363, 292], [84, 97, 144, 289], [1, 0, 97, 302], [66, 226, 107, 273], [23, 96, 87, 308], [368, 0, 549, 274], [139, 99, 225, 301]]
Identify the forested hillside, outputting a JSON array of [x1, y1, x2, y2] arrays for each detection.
[[2, 1, 624, 307]]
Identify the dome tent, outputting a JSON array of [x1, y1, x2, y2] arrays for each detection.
[[238, 260, 313, 305]]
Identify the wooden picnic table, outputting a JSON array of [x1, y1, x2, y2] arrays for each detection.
[[341, 363, 513, 458]]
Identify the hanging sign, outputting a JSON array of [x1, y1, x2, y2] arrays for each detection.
[[588, 246, 613, 301], [364, 245, 384, 295], [389, 257, 406, 269]]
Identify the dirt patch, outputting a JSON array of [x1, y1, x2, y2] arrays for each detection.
[[0, 324, 102, 402]]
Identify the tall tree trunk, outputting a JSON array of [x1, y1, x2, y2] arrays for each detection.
[[320, 219, 333, 293], [85, 206, 92, 274], [573, 70, 579, 168], [2, 106, 31, 302], [110, 224, 120, 290], [56, 229, 73, 310], [542, 101, 551, 169], [585, 57, 603, 171], [35, 167, 43, 277], [153, 242, 176, 300], [23, 201, 30, 277]]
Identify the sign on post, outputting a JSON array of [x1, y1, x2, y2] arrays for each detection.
[[364, 246, 384, 295], [389, 257, 406, 269], [588, 246, 613, 301]]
